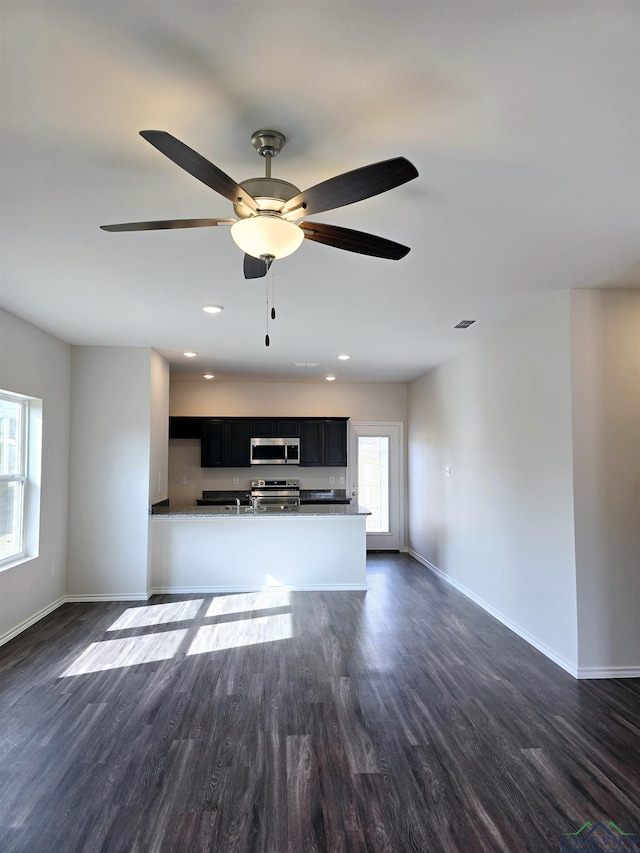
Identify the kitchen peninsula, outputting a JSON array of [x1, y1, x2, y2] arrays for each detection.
[[149, 504, 370, 592]]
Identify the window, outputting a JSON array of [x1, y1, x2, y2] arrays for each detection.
[[357, 435, 390, 533], [0, 392, 28, 564]]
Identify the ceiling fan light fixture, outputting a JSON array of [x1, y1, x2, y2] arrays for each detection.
[[231, 214, 304, 260]]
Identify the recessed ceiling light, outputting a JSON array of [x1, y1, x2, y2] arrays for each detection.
[[325, 375, 336, 381], [337, 354, 350, 360], [203, 305, 224, 314], [203, 374, 215, 380], [183, 352, 197, 358]]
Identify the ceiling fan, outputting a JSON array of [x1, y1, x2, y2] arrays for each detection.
[[101, 129, 419, 279]]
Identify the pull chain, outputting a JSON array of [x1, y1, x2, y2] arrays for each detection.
[[271, 263, 276, 320], [265, 262, 276, 346], [265, 276, 270, 347]]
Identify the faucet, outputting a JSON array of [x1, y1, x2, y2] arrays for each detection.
[[251, 495, 259, 510], [235, 497, 240, 513]]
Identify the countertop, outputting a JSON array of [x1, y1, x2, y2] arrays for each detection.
[[196, 489, 350, 506], [151, 503, 370, 518]]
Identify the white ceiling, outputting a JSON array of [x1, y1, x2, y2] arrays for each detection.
[[1, 1, 638, 383]]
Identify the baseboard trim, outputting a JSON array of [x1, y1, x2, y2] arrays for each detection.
[[64, 593, 150, 603], [149, 584, 368, 594], [407, 549, 580, 679], [0, 597, 66, 648], [575, 665, 640, 680]]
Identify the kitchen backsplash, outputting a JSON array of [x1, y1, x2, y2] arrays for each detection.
[[169, 439, 348, 507]]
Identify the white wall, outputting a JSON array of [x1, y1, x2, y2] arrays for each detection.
[[66, 347, 152, 598], [170, 379, 407, 420], [169, 380, 407, 506], [0, 309, 70, 642], [408, 292, 579, 672], [149, 349, 170, 504], [570, 290, 640, 675]]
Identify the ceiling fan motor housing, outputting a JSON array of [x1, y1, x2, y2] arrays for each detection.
[[250, 129, 286, 158], [233, 178, 301, 219]]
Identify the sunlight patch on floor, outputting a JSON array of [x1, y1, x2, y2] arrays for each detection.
[[187, 613, 292, 655], [61, 592, 293, 677], [107, 600, 204, 631], [205, 589, 290, 618], [60, 629, 188, 676]]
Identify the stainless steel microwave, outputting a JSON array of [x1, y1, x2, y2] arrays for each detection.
[[250, 437, 300, 465]]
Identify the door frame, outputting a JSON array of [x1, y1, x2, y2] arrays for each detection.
[[347, 421, 405, 551]]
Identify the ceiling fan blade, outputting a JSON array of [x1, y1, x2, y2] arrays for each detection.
[[243, 254, 270, 279], [140, 130, 259, 214], [100, 218, 234, 232], [281, 157, 418, 218], [300, 222, 410, 260]]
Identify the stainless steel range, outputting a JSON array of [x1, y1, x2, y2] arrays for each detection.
[[250, 479, 300, 509]]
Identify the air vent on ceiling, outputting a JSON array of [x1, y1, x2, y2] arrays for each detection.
[[453, 320, 476, 329], [293, 362, 319, 367]]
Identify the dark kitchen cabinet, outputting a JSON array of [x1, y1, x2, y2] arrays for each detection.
[[169, 416, 203, 439], [227, 419, 250, 467], [201, 420, 225, 467], [175, 415, 347, 468], [300, 418, 348, 467], [324, 419, 348, 467], [251, 418, 299, 437], [276, 419, 299, 437], [201, 419, 250, 468], [251, 419, 275, 437], [300, 421, 323, 466]]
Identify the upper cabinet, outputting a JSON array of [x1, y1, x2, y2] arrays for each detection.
[[200, 419, 226, 467], [323, 419, 348, 467], [168, 416, 204, 440], [227, 419, 251, 467], [251, 418, 300, 438], [171, 416, 348, 468], [299, 421, 322, 466], [201, 419, 250, 468], [299, 419, 348, 467]]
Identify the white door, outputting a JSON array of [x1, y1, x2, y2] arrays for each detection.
[[348, 422, 403, 550]]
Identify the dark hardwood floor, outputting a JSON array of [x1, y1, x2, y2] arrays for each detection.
[[1, 553, 639, 853]]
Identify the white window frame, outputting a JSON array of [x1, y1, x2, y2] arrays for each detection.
[[0, 391, 29, 566]]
